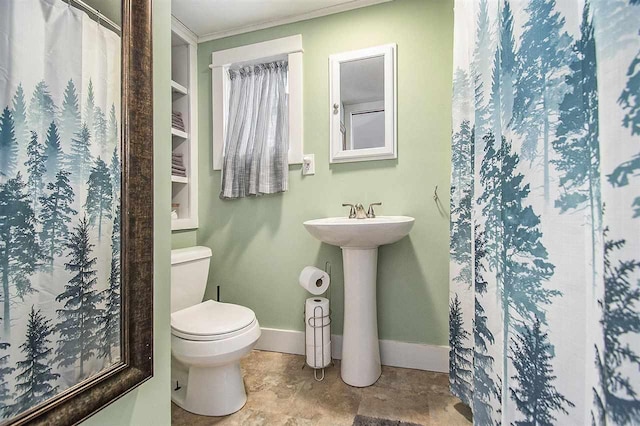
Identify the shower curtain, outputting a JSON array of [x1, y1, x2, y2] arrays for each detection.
[[0, 0, 120, 418], [449, 0, 640, 424]]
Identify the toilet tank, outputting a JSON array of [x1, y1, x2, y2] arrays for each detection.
[[171, 246, 212, 313]]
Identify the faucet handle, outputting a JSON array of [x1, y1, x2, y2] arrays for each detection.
[[342, 203, 356, 219], [367, 202, 382, 218]]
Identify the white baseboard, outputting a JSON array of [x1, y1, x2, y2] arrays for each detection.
[[255, 327, 449, 373], [255, 328, 307, 355]]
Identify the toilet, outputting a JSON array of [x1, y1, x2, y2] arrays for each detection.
[[170, 246, 261, 416]]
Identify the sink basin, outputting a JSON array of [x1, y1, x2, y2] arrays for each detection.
[[303, 216, 415, 248], [303, 215, 415, 387]]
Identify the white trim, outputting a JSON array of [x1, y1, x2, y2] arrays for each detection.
[[211, 67, 229, 170], [186, 41, 199, 229], [171, 16, 198, 45], [288, 52, 304, 165], [197, 0, 394, 43], [329, 44, 397, 163], [211, 35, 303, 67], [171, 128, 188, 139], [255, 328, 307, 355], [171, 23, 199, 231], [255, 327, 448, 373], [211, 66, 226, 172], [171, 80, 188, 97], [171, 175, 189, 184], [211, 36, 304, 170]]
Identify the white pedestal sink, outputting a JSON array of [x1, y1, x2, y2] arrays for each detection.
[[303, 216, 415, 387]]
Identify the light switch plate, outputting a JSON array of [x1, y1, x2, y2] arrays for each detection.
[[302, 154, 315, 175]]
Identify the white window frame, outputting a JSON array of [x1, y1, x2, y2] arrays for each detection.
[[210, 35, 304, 170]]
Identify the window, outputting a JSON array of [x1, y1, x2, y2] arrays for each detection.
[[210, 35, 303, 170]]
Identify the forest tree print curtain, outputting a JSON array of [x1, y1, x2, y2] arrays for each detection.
[[449, 0, 640, 424], [0, 0, 121, 419]]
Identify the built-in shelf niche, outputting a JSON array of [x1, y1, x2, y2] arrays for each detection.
[[171, 128, 188, 139], [171, 80, 188, 97], [171, 17, 198, 231]]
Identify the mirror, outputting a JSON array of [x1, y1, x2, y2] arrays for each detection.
[[0, 0, 153, 424], [330, 44, 396, 163], [341, 57, 385, 150]]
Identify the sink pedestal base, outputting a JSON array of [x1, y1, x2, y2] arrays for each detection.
[[340, 247, 381, 387]]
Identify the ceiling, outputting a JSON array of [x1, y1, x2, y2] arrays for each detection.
[[340, 56, 384, 105], [172, 0, 392, 41]]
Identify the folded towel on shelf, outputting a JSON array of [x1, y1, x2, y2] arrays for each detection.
[[171, 150, 186, 178], [172, 153, 186, 168], [172, 111, 186, 131]]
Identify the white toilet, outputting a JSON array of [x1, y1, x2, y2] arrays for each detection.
[[170, 246, 261, 416]]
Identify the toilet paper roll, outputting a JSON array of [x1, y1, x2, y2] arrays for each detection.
[[305, 297, 330, 346], [298, 266, 330, 295], [306, 343, 331, 369], [305, 299, 331, 368]]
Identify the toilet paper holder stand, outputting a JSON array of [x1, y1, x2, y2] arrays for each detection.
[[303, 261, 333, 381]]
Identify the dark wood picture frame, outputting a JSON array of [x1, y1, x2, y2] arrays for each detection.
[[6, 0, 154, 424]]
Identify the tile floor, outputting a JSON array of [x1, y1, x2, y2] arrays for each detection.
[[171, 350, 472, 426]]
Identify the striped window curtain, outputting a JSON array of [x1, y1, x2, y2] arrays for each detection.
[[220, 61, 289, 199]]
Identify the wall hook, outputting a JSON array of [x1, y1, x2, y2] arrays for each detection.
[[433, 184, 448, 218]]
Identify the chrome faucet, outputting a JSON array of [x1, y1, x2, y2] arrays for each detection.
[[342, 203, 356, 219], [343, 202, 381, 219], [367, 202, 382, 218]]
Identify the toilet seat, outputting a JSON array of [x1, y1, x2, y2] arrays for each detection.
[[171, 299, 257, 342]]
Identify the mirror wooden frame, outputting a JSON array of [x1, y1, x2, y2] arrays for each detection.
[[5, 0, 154, 424]]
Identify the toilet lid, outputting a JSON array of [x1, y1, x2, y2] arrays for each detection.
[[171, 300, 256, 338]]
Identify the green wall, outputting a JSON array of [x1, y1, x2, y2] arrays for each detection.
[[172, 229, 197, 249], [83, 0, 122, 26], [82, 0, 172, 424], [195, 0, 454, 346]]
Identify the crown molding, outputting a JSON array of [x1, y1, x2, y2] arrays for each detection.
[[197, 0, 393, 43], [171, 15, 198, 45]]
